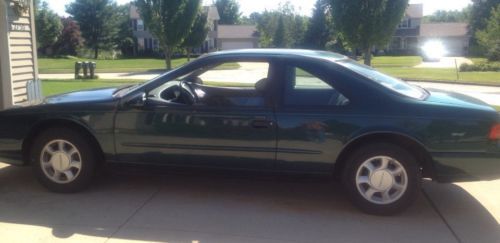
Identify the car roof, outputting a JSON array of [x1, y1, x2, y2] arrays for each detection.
[[204, 49, 349, 62]]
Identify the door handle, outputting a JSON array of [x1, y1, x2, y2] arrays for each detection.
[[251, 119, 273, 129]]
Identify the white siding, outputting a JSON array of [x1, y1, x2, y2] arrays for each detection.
[[1, 1, 38, 106]]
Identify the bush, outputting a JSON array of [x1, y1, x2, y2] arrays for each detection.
[[460, 62, 500, 72]]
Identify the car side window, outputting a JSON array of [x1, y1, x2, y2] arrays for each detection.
[[191, 61, 272, 107], [198, 62, 269, 88], [284, 66, 349, 107]]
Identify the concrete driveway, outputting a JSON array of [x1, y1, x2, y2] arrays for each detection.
[[0, 163, 498, 243]]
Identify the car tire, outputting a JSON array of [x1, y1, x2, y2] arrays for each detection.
[[30, 127, 98, 193], [342, 143, 421, 215]]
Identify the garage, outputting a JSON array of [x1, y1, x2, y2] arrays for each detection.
[[221, 41, 254, 50], [217, 25, 259, 51]]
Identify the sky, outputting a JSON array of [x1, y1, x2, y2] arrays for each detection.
[[48, 0, 472, 17]]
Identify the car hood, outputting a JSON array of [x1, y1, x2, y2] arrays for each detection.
[[43, 87, 120, 104], [424, 88, 494, 111]]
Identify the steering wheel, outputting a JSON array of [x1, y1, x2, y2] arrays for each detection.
[[179, 81, 198, 105]]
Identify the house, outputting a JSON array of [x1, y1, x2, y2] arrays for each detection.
[[217, 25, 259, 50], [387, 4, 470, 56], [129, 5, 220, 54], [0, 0, 39, 109], [389, 4, 423, 54], [420, 23, 469, 56]]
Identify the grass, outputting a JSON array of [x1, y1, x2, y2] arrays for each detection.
[[42, 79, 142, 96], [39, 57, 189, 74], [364, 56, 500, 84], [371, 56, 422, 68], [494, 106, 500, 112]]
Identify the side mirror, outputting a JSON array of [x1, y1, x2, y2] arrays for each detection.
[[125, 92, 147, 108]]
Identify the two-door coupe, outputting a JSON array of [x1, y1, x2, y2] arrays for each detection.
[[0, 49, 499, 215]]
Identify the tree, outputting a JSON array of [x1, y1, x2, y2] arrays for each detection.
[[215, 0, 241, 24], [304, 0, 332, 50], [469, 0, 500, 54], [476, 5, 500, 61], [35, 2, 62, 55], [114, 4, 136, 56], [423, 8, 471, 23], [273, 16, 287, 47], [292, 15, 308, 47], [256, 3, 308, 48], [54, 18, 84, 56], [182, 11, 209, 61], [330, 0, 409, 66], [67, 0, 119, 59], [136, 0, 200, 69]]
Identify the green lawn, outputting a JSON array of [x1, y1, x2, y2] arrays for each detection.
[[371, 56, 422, 68], [39, 57, 189, 74], [42, 79, 142, 96], [365, 56, 500, 84]]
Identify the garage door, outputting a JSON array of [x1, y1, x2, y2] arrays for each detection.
[[221, 41, 254, 50]]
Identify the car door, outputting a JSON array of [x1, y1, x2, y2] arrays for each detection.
[[275, 61, 352, 173], [114, 60, 278, 170]]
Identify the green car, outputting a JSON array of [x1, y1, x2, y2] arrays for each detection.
[[0, 49, 499, 215]]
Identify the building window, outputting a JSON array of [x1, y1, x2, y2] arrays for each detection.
[[138, 38, 145, 50], [390, 37, 401, 49], [131, 19, 137, 31], [398, 18, 411, 29], [153, 39, 159, 51], [137, 19, 144, 31]]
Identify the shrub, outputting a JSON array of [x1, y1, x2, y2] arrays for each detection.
[[460, 62, 500, 72]]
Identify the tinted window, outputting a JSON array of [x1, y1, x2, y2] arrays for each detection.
[[284, 66, 349, 107]]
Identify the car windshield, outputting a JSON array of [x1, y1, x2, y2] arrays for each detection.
[[339, 60, 427, 100]]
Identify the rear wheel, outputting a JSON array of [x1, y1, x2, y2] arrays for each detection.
[[342, 143, 421, 215], [30, 127, 98, 193]]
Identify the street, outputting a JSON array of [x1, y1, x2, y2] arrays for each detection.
[[0, 163, 498, 243]]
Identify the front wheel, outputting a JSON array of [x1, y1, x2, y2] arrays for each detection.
[[30, 128, 98, 193], [342, 143, 421, 215]]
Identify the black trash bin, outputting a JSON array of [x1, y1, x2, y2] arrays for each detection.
[[82, 62, 89, 78], [75, 62, 82, 79], [89, 62, 96, 79]]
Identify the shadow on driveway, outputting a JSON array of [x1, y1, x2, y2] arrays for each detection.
[[0, 164, 497, 242]]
